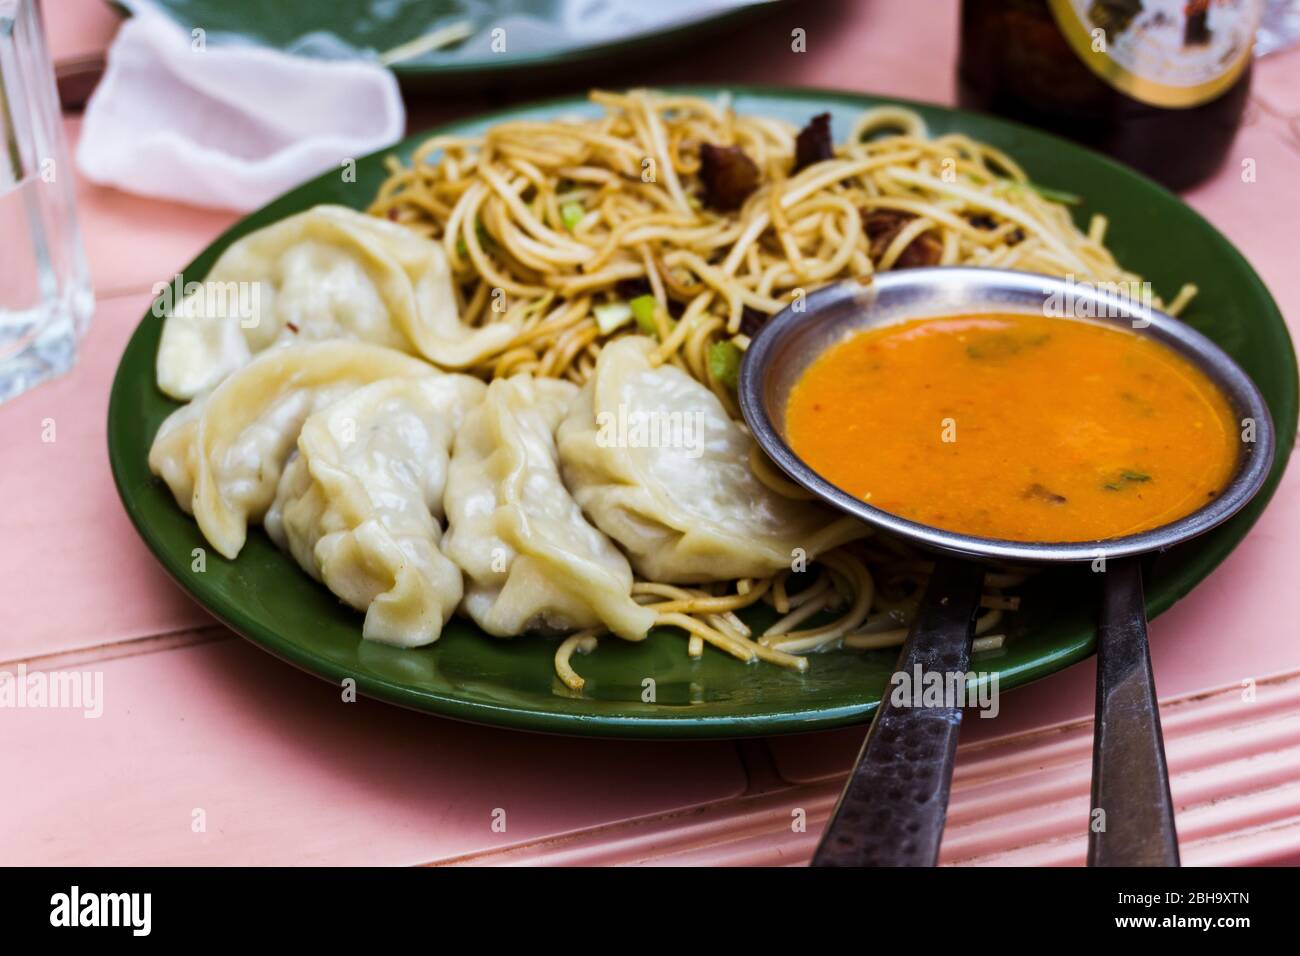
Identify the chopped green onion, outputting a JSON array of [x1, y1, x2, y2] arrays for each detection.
[[454, 220, 495, 257], [560, 201, 585, 231], [998, 178, 1082, 206], [593, 301, 633, 335], [1104, 469, 1153, 491], [630, 294, 661, 337], [1024, 181, 1082, 205], [708, 341, 743, 389]]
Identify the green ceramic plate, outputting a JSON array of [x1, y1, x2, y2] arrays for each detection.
[[116, 1, 779, 91], [107, 87, 1298, 739]]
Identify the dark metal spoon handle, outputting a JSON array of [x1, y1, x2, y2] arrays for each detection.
[[812, 558, 985, 866], [1088, 556, 1180, 867]]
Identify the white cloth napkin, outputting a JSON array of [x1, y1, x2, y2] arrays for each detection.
[[76, 13, 405, 212]]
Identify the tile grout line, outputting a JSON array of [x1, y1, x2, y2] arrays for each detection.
[[424, 784, 839, 868], [1, 625, 231, 672], [953, 668, 1300, 759], [95, 285, 161, 303]]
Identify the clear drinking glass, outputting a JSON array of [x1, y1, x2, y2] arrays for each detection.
[[0, 0, 93, 404]]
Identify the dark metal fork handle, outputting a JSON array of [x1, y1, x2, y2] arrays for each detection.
[[1089, 556, 1180, 866], [812, 558, 985, 866]]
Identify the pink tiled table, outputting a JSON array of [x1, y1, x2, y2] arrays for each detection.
[[4, 0, 1298, 866]]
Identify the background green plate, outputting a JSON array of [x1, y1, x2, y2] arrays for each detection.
[[107, 87, 1298, 739], [115, 1, 780, 91]]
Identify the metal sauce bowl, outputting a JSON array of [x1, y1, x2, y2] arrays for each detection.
[[739, 267, 1275, 867]]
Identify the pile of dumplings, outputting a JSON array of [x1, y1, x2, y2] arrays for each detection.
[[149, 205, 858, 656]]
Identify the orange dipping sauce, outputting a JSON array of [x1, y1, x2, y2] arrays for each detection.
[[785, 313, 1240, 543]]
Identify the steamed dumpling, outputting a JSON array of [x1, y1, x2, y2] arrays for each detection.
[[442, 374, 656, 642], [557, 335, 865, 582], [156, 205, 518, 399], [265, 375, 486, 648], [149, 341, 437, 559]]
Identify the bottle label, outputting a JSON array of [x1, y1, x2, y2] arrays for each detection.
[[1048, 0, 1263, 108]]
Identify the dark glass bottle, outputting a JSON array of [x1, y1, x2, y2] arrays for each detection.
[[958, 0, 1260, 191]]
